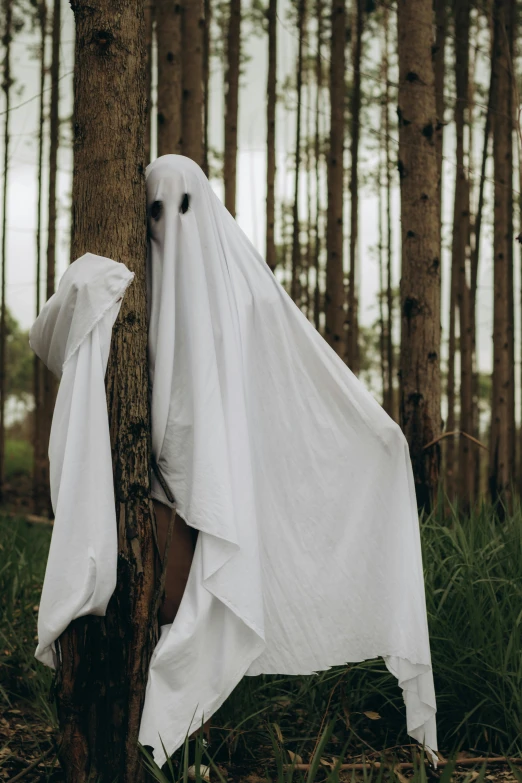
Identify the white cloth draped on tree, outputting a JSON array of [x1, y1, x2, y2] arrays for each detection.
[[30, 154, 437, 769]]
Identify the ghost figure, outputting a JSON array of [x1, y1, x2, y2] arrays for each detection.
[[30, 154, 437, 768]]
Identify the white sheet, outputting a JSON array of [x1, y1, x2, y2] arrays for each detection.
[[30, 156, 437, 768]]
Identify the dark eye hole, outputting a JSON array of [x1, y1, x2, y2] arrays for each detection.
[[150, 200, 162, 221], [180, 193, 190, 214]]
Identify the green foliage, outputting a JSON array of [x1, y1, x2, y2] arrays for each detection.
[[1, 504, 521, 779], [0, 515, 55, 725], [4, 307, 33, 401], [5, 438, 33, 478]]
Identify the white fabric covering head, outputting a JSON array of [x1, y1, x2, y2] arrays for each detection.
[[140, 155, 438, 764]]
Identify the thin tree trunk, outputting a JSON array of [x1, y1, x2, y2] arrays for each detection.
[[33, 0, 48, 515], [325, 0, 345, 355], [397, 0, 442, 510], [203, 0, 211, 176], [471, 28, 494, 498], [313, 0, 323, 330], [266, 0, 277, 272], [157, 0, 182, 156], [378, 137, 386, 404], [224, 0, 241, 215], [305, 70, 313, 318], [433, 0, 445, 194], [40, 0, 61, 518], [489, 0, 515, 505], [182, 0, 204, 166], [518, 141, 522, 495], [57, 2, 154, 780], [383, 2, 394, 419], [291, 0, 306, 303], [453, 0, 473, 505], [144, 1, 154, 163], [0, 0, 12, 499], [346, 0, 363, 372]]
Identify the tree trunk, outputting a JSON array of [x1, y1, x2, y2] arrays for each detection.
[[346, 0, 363, 372], [157, 0, 182, 156], [432, 0, 445, 194], [325, 0, 345, 355], [224, 0, 241, 216], [397, 0, 442, 510], [378, 136, 386, 404], [266, 0, 277, 272], [313, 0, 323, 330], [471, 25, 494, 499], [0, 0, 12, 500], [182, 0, 204, 166], [57, 2, 155, 780], [33, 0, 48, 515], [41, 0, 61, 518], [453, 0, 473, 505], [383, 2, 394, 419], [489, 0, 515, 505], [202, 0, 211, 176], [144, 1, 154, 164], [291, 0, 306, 303]]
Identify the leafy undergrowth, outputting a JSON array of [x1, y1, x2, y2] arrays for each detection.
[[0, 504, 521, 781]]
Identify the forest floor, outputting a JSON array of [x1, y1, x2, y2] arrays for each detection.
[[0, 502, 521, 783]]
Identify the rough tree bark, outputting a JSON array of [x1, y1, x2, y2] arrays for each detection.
[[0, 0, 12, 500], [397, 0, 442, 510], [56, 2, 155, 781], [266, 0, 277, 272], [489, 0, 515, 505], [346, 0, 363, 373], [182, 0, 204, 166], [144, 1, 154, 163], [453, 0, 473, 504], [224, 0, 241, 216], [157, 0, 182, 156], [33, 0, 48, 515], [291, 0, 306, 303], [325, 0, 345, 356]]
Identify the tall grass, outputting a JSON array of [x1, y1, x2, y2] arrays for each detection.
[[0, 502, 520, 781]]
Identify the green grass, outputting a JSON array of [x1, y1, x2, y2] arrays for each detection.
[[0, 504, 521, 781], [5, 438, 33, 479]]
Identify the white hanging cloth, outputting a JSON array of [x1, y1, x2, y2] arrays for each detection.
[[30, 155, 437, 769], [29, 252, 134, 668]]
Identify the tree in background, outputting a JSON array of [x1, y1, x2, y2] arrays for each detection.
[[182, 0, 205, 166], [266, 0, 277, 272], [32, 0, 48, 515], [0, 0, 12, 501], [453, 0, 473, 505], [346, 0, 363, 374], [156, 0, 182, 156], [325, 0, 345, 356], [489, 0, 515, 505], [397, 0, 441, 509], [56, 1, 155, 779], [291, 0, 306, 302], [224, 0, 241, 215]]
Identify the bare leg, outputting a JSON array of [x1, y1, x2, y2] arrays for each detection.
[[153, 500, 210, 739]]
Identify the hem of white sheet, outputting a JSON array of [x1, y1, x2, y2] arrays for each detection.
[[143, 645, 264, 769]]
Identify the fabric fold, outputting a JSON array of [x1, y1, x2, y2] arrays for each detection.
[[30, 253, 134, 668]]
